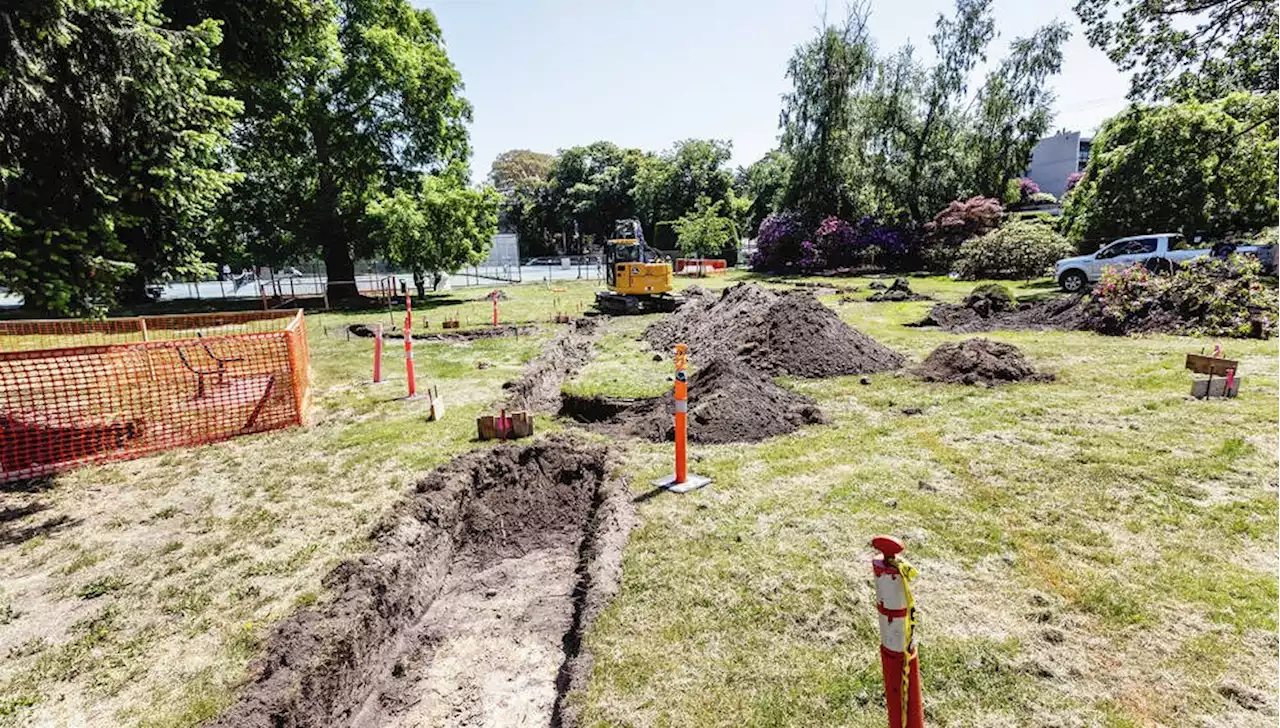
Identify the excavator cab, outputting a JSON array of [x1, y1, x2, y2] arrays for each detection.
[[596, 219, 681, 314]]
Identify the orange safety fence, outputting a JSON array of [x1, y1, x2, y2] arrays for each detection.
[[0, 310, 310, 483]]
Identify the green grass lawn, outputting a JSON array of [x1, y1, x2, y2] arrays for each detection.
[[0, 271, 1275, 727]]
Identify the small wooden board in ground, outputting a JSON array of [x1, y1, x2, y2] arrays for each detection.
[[1185, 353, 1239, 377]]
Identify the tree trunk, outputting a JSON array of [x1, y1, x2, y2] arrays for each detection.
[[322, 233, 360, 300], [312, 113, 361, 302], [413, 270, 427, 298]]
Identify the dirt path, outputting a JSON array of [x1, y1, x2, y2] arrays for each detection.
[[503, 317, 605, 412], [205, 437, 633, 728]]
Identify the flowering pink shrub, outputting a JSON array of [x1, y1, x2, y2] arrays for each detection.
[[1085, 255, 1276, 338]]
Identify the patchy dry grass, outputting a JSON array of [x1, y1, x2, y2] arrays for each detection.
[[0, 272, 1275, 727]]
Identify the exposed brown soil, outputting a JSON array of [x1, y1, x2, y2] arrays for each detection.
[[866, 277, 929, 302], [912, 338, 1055, 386], [911, 295, 1089, 333], [645, 283, 904, 377], [763, 279, 861, 295], [205, 436, 633, 728], [503, 318, 604, 412], [347, 323, 540, 341], [560, 357, 826, 444]]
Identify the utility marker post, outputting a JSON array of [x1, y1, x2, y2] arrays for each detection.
[[652, 343, 710, 493]]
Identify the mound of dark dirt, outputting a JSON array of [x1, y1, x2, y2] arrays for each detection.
[[867, 277, 929, 302], [503, 317, 603, 412], [348, 322, 538, 341], [911, 295, 1088, 333], [560, 357, 826, 444], [207, 436, 633, 728], [472, 288, 510, 302], [913, 338, 1054, 385], [645, 282, 904, 377]]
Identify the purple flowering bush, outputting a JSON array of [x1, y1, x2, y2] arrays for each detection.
[[752, 213, 913, 272], [1064, 172, 1083, 194], [750, 212, 807, 271]]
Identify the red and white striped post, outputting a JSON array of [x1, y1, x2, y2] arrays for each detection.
[[872, 535, 925, 728], [404, 295, 417, 398], [651, 343, 710, 493], [372, 323, 384, 384]]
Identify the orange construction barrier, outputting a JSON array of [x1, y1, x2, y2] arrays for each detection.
[[0, 310, 310, 483], [674, 258, 728, 276], [404, 295, 417, 398], [873, 535, 925, 728], [372, 323, 384, 384], [651, 343, 709, 493]]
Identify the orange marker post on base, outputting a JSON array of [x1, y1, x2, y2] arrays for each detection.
[[651, 343, 710, 493], [404, 295, 417, 398]]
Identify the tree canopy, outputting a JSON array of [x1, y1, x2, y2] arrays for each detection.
[[1, 0, 240, 315], [1075, 0, 1278, 101], [1061, 92, 1279, 248], [367, 167, 499, 296], [671, 196, 736, 258], [777, 0, 1069, 227]]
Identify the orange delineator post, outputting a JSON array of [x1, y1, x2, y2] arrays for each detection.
[[373, 323, 384, 384], [404, 295, 417, 398], [673, 345, 688, 483], [872, 535, 925, 728], [651, 343, 709, 493], [492, 292, 499, 327]]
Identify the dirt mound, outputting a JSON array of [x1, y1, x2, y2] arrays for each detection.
[[207, 436, 633, 728], [347, 323, 538, 341], [561, 357, 826, 444], [472, 288, 510, 301], [866, 277, 929, 302], [911, 295, 1088, 333], [503, 317, 603, 412], [913, 338, 1054, 385], [644, 282, 904, 377]]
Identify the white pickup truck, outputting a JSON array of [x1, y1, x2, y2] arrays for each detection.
[[1054, 233, 1264, 292]]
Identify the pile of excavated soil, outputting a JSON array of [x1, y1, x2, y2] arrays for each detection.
[[913, 338, 1054, 385], [866, 277, 929, 302], [503, 317, 603, 412], [207, 436, 632, 728], [560, 357, 826, 444], [347, 322, 538, 341], [645, 282, 904, 377], [911, 295, 1088, 333]]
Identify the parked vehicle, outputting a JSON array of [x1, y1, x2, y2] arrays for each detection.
[[1053, 233, 1264, 292]]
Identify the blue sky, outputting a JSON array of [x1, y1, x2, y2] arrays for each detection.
[[418, 0, 1133, 183]]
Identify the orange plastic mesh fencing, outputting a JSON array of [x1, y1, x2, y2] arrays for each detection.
[[0, 310, 310, 483]]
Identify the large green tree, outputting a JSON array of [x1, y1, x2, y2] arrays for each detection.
[[488, 149, 555, 255], [366, 166, 498, 297], [178, 0, 472, 298], [778, 6, 875, 222], [1075, 0, 1278, 101], [1062, 92, 1279, 248], [0, 0, 240, 315], [545, 141, 649, 250], [735, 150, 792, 236], [634, 139, 735, 247]]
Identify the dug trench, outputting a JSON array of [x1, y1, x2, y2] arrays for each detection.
[[206, 436, 634, 728]]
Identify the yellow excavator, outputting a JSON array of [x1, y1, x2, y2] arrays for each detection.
[[594, 219, 683, 314]]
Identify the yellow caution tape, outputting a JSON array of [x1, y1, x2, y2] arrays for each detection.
[[898, 558, 919, 727]]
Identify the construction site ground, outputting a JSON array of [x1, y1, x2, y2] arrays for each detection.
[[0, 273, 1275, 728]]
